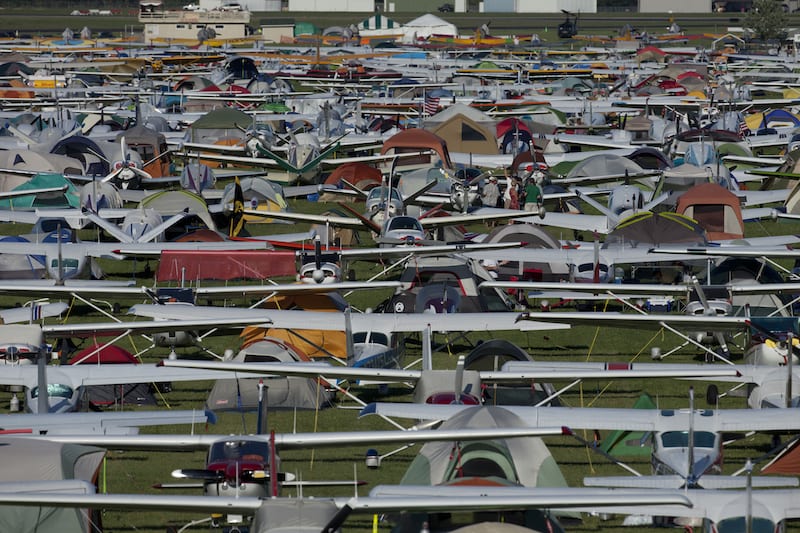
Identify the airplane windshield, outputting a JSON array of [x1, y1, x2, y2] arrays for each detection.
[[389, 217, 421, 231], [208, 440, 269, 463], [716, 517, 775, 533], [660, 431, 716, 448], [367, 188, 401, 202], [30, 383, 74, 399]]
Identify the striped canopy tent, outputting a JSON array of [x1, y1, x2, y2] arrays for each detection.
[[358, 13, 399, 30]]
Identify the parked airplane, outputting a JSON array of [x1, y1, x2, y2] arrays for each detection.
[[359, 396, 800, 488]]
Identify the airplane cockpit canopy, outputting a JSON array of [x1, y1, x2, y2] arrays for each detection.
[[208, 439, 269, 464]]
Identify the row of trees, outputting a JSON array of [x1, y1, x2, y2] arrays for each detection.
[[744, 0, 789, 41]]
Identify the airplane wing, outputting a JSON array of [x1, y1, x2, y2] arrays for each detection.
[[365, 485, 692, 510], [464, 245, 706, 267], [160, 359, 423, 383], [0, 484, 692, 516], [471, 207, 610, 233], [156, 354, 741, 387], [418, 211, 531, 228], [338, 242, 524, 261], [480, 281, 692, 297], [29, 426, 569, 451], [649, 245, 800, 259], [192, 281, 403, 299], [0, 363, 276, 391], [0, 239, 274, 260], [481, 361, 742, 382], [516, 311, 750, 332], [361, 403, 800, 434], [0, 303, 68, 324], [242, 209, 367, 231], [128, 305, 570, 334], [359, 403, 663, 431], [42, 317, 269, 338], [568, 488, 800, 525], [0, 409, 213, 436], [552, 133, 638, 150]]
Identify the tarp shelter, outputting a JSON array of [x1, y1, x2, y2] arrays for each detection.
[[762, 436, 800, 475], [323, 161, 382, 191], [606, 211, 707, 247], [0, 437, 104, 533], [0, 152, 81, 192], [676, 182, 744, 241], [0, 236, 44, 279], [68, 344, 157, 408], [381, 128, 453, 169], [0, 173, 80, 209], [566, 153, 645, 179], [50, 135, 109, 176], [140, 189, 217, 232], [241, 293, 348, 358], [635, 45, 668, 63], [207, 338, 335, 411], [485, 223, 562, 281], [400, 13, 457, 43], [465, 340, 559, 407], [424, 103, 498, 155], [187, 106, 251, 144], [157, 250, 296, 282], [745, 109, 800, 131]]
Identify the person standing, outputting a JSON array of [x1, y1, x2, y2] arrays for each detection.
[[508, 177, 520, 210], [482, 175, 500, 208], [523, 177, 542, 212]]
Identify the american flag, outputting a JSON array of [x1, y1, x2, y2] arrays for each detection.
[[738, 118, 750, 138], [424, 95, 440, 116]]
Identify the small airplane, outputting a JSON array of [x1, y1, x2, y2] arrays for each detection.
[[359, 390, 800, 490], [573, 468, 800, 532], [0, 318, 271, 414]]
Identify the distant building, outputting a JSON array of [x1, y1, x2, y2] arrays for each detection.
[[139, 0, 251, 44], [487, 0, 596, 12], [640, 0, 714, 12]]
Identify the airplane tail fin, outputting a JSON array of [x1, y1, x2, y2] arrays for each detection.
[[422, 325, 432, 371], [229, 177, 245, 238], [345, 306, 356, 367]]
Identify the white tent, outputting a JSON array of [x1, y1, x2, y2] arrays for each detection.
[[401, 13, 457, 43]]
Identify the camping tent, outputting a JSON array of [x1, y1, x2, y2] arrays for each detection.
[[207, 338, 335, 411], [0, 437, 104, 533], [67, 344, 157, 409], [675, 182, 744, 241], [425, 103, 498, 155], [381, 128, 453, 169]]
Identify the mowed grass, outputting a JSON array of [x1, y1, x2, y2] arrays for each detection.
[[0, 194, 796, 532]]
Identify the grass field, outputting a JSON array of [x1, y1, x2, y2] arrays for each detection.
[[0, 198, 795, 532]]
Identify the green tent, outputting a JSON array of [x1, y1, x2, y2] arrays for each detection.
[[0, 173, 80, 209]]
